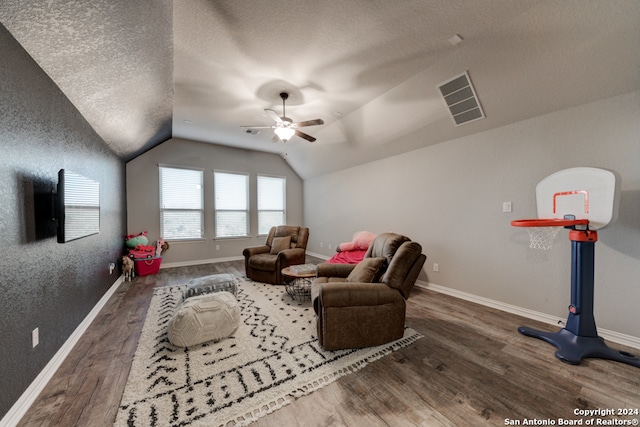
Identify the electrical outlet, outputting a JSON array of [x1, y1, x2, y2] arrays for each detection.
[[32, 328, 39, 348], [503, 201, 512, 213], [109, 262, 115, 274], [320, 242, 323, 248], [433, 263, 439, 272]]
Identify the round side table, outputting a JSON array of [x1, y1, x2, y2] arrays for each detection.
[[281, 266, 317, 301]]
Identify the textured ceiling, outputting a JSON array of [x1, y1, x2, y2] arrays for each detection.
[[2, 0, 640, 178], [0, 0, 173, 160]]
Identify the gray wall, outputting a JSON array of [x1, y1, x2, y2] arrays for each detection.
[[0, 24, 126, 418], [126, 138, 304, 265], [305, 90, 640, 338]]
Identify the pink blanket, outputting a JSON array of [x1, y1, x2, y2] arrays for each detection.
[[326, 249, 368, 264]]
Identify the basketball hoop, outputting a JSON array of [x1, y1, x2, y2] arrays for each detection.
[[511, 219, 590, 250], [508, 168, 640, 368]]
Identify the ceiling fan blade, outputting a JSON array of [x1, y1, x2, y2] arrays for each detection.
[[264, 109, 283, 124], [240, 125, 274, 129], [294, 119, 324, 128], [271, 134, 280, 143], [295, 130, 316, 143]]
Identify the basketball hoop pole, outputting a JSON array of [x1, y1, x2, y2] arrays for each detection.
[[565, 229, 598, 337], [513, 222, 640, 367]]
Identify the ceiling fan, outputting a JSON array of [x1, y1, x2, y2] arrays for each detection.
[[242, 92, 324, 142]]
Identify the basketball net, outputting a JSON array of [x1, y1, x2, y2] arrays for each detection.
[[525, 226, 561, 250]]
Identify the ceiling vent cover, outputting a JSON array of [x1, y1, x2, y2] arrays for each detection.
[[438, 71, 485, 126]]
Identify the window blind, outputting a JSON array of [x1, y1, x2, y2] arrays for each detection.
[[159, 166, 204, 239], [258, 175, 286, 235], [214, 171, 249, 238]]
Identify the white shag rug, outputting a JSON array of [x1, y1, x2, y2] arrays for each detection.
[[115, 279, 422, 426]]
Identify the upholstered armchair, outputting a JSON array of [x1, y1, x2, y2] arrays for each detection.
[[311, 232, 426, 351], [243, 225, 310, 285]]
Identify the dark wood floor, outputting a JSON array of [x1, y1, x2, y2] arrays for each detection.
[[17, 257, 640, 427]]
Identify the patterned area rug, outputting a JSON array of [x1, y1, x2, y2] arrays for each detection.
[[115, 279, 422, 426]]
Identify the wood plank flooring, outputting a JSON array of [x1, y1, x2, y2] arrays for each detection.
[[16, 257, 640, 426]]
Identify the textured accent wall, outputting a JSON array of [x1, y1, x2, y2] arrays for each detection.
[[0, 24, 126, 418], [0, 0, 174, 161]]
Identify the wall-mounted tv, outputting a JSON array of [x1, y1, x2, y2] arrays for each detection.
[[56, 169, 100, 243]]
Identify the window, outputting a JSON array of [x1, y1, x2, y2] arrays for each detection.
[[214, 171, 249, 238], [258, 175, 286, 235], [159, 166, 204, 240]]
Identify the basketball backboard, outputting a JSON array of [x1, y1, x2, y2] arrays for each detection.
[[535, 167, 619, 230]]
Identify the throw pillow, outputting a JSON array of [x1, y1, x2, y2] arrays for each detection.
[[346, 257, 385, 283], [270, 235, 292, 254]]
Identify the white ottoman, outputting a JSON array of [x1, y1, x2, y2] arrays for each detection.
[[168, 291, 240, 348]]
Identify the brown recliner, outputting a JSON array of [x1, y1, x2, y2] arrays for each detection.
[[311, 232, 426, 351], [243, 225, 309, 285]]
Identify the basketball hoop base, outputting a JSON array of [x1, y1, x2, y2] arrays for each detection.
[[518, 326, 640, 367], [514, 229, 640, 368]]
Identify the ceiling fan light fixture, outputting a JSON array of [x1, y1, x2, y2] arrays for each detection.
[[274, 127, 295, 141], [240, 91, 323, 142]]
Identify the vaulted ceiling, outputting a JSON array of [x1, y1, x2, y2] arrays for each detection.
[[2, 1, 639, 179]]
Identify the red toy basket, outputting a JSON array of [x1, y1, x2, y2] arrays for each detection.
[[134, 257, 162, 276]]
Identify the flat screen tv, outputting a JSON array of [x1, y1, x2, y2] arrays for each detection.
[[57, 169, 100, 243]]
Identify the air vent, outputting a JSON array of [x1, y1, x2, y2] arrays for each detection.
[[438, 71, 485, 126], [245, 129, 261, 135]]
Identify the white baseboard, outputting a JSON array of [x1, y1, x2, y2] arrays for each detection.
[[160, 256, 244, 269], [306, 251, 330, 260], [416, 280, 640, 350], [161, 253, 330, 270], [0, 276, 124, 427], [160, 254, 640, 350]]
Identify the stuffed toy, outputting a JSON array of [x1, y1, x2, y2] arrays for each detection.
[[337, 231, 377, 252], [155, 238, 170, 256], [327, 231, 378, 264], [122, 255, 135, 281], [125, 231, 148, 249]]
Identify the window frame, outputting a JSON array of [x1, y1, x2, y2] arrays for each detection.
[[159, 165, 204, 241], [213, 170, 250, 239], [257, 174, 287, 236]]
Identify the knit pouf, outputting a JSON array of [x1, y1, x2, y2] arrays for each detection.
[[168, 291, 240, 348], [183, 273, 238, 299]]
